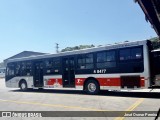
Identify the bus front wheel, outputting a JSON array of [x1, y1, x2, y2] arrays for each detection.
[[85, 80, 100, 95], [20, 81, 28, 91]]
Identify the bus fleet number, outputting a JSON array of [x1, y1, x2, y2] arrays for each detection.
[[93, 69, 106, 74]]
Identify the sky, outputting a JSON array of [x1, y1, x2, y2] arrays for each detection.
[[0, 0, 157, 62]]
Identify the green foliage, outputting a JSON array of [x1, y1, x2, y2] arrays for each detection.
[[61, 44, 95, 52], [60, 37, 160, 52], [150, 37, 160, 49]]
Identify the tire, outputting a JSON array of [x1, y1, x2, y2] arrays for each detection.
[[20, 81, 28, 91], [85, 80, 100, 95]]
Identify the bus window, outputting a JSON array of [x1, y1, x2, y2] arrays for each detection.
[[96, 51, 116, 68], [15, 63, 21, 76], [119, 49, 130, 61], [85, 54, 94, 69], [77, 54, 94, 69], [106, 51, 116, 61], [44, 58, 61, 74], [52, 58, 61, 73], [7, 64, 15, 76], [131, 48, 142, 59], [97, 52, 106, 62], [86, 54, 93, 63], [119, 47, 143, 61], [26, 61, 32, 76], [53, 58, 60, 67], [21, 62, 27, 76], [45, 59, 53, 68]]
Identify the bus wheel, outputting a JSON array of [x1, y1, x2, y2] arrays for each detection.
[[20, 81, 28, 91], [85, 80, 100, 95]]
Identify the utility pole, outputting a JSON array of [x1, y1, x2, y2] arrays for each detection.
[[55, 43, 59, 53]]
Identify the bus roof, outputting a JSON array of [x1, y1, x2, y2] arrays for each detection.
[[6, 40, 148, 63]]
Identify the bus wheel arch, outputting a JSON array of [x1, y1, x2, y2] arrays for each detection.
[[19, 79, 28, 91], [83, 77, 100, 94]]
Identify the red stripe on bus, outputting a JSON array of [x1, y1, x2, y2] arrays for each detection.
[[97, 78, 121, 86], [75, 78, 86, 86], [47, 78, 62, 85], [47, 77, 145, 87], [140, 77, 145, 87], [75, 78, 121, 86]]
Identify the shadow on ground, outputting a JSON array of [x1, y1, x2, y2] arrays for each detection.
[[10, 89, 160, 99]]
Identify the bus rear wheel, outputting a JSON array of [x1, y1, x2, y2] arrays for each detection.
[[85, 80, 100, 95], [20, 81, 28, 91]]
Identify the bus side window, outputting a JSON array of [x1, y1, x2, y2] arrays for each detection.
[[131, 48, 142, 59], [26, 61, 32, 76], [53, 58, 60, 67], [45, 59, 53, 68], [85, 54, 94, 69], [7, 64, 15, 76], [96, 51, 116, 68], [15, 63, 21, 76], [119, 49, 131, 61], [77, 54, 94, 69], [97, 52, 106, 62], [21, 62, 27, 76], [44, 58, 61, 74], [77, 55, 85, 69], [45, 59, 52, 74], [52, 58, 61, 73], [119, 47, 143, 61]]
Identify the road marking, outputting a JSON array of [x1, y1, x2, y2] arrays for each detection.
[[114, 98, 144, 120], [0, 99, 107, 111], [125, 98, 144, 111]]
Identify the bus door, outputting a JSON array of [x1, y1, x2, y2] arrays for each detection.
[[33, 61, 44, 87], [62, 57, 75, 87]]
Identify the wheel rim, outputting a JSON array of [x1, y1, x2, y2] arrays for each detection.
[[21, 83, 26, 89], [88, 83, 96, 92]]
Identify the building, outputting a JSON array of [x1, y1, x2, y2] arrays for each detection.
[[3, 51, 47, 66], [0, 51, 47, 78]]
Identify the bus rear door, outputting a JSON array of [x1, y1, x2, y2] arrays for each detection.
[[33, 61, 44, 87], [62, 57, 75, 88]]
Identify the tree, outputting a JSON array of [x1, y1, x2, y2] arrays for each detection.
[[150, 37, 160, 49], [61, 45, 95, 52]]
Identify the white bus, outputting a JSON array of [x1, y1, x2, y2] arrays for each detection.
[[5, 40, 160, 94]]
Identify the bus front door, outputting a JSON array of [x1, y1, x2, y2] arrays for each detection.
[[62, 57, 75, 88], [33, 61, 44, 88]]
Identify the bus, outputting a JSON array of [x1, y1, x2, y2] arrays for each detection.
[[0, 67, 5, 78], [5, 40, 160, 94]]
